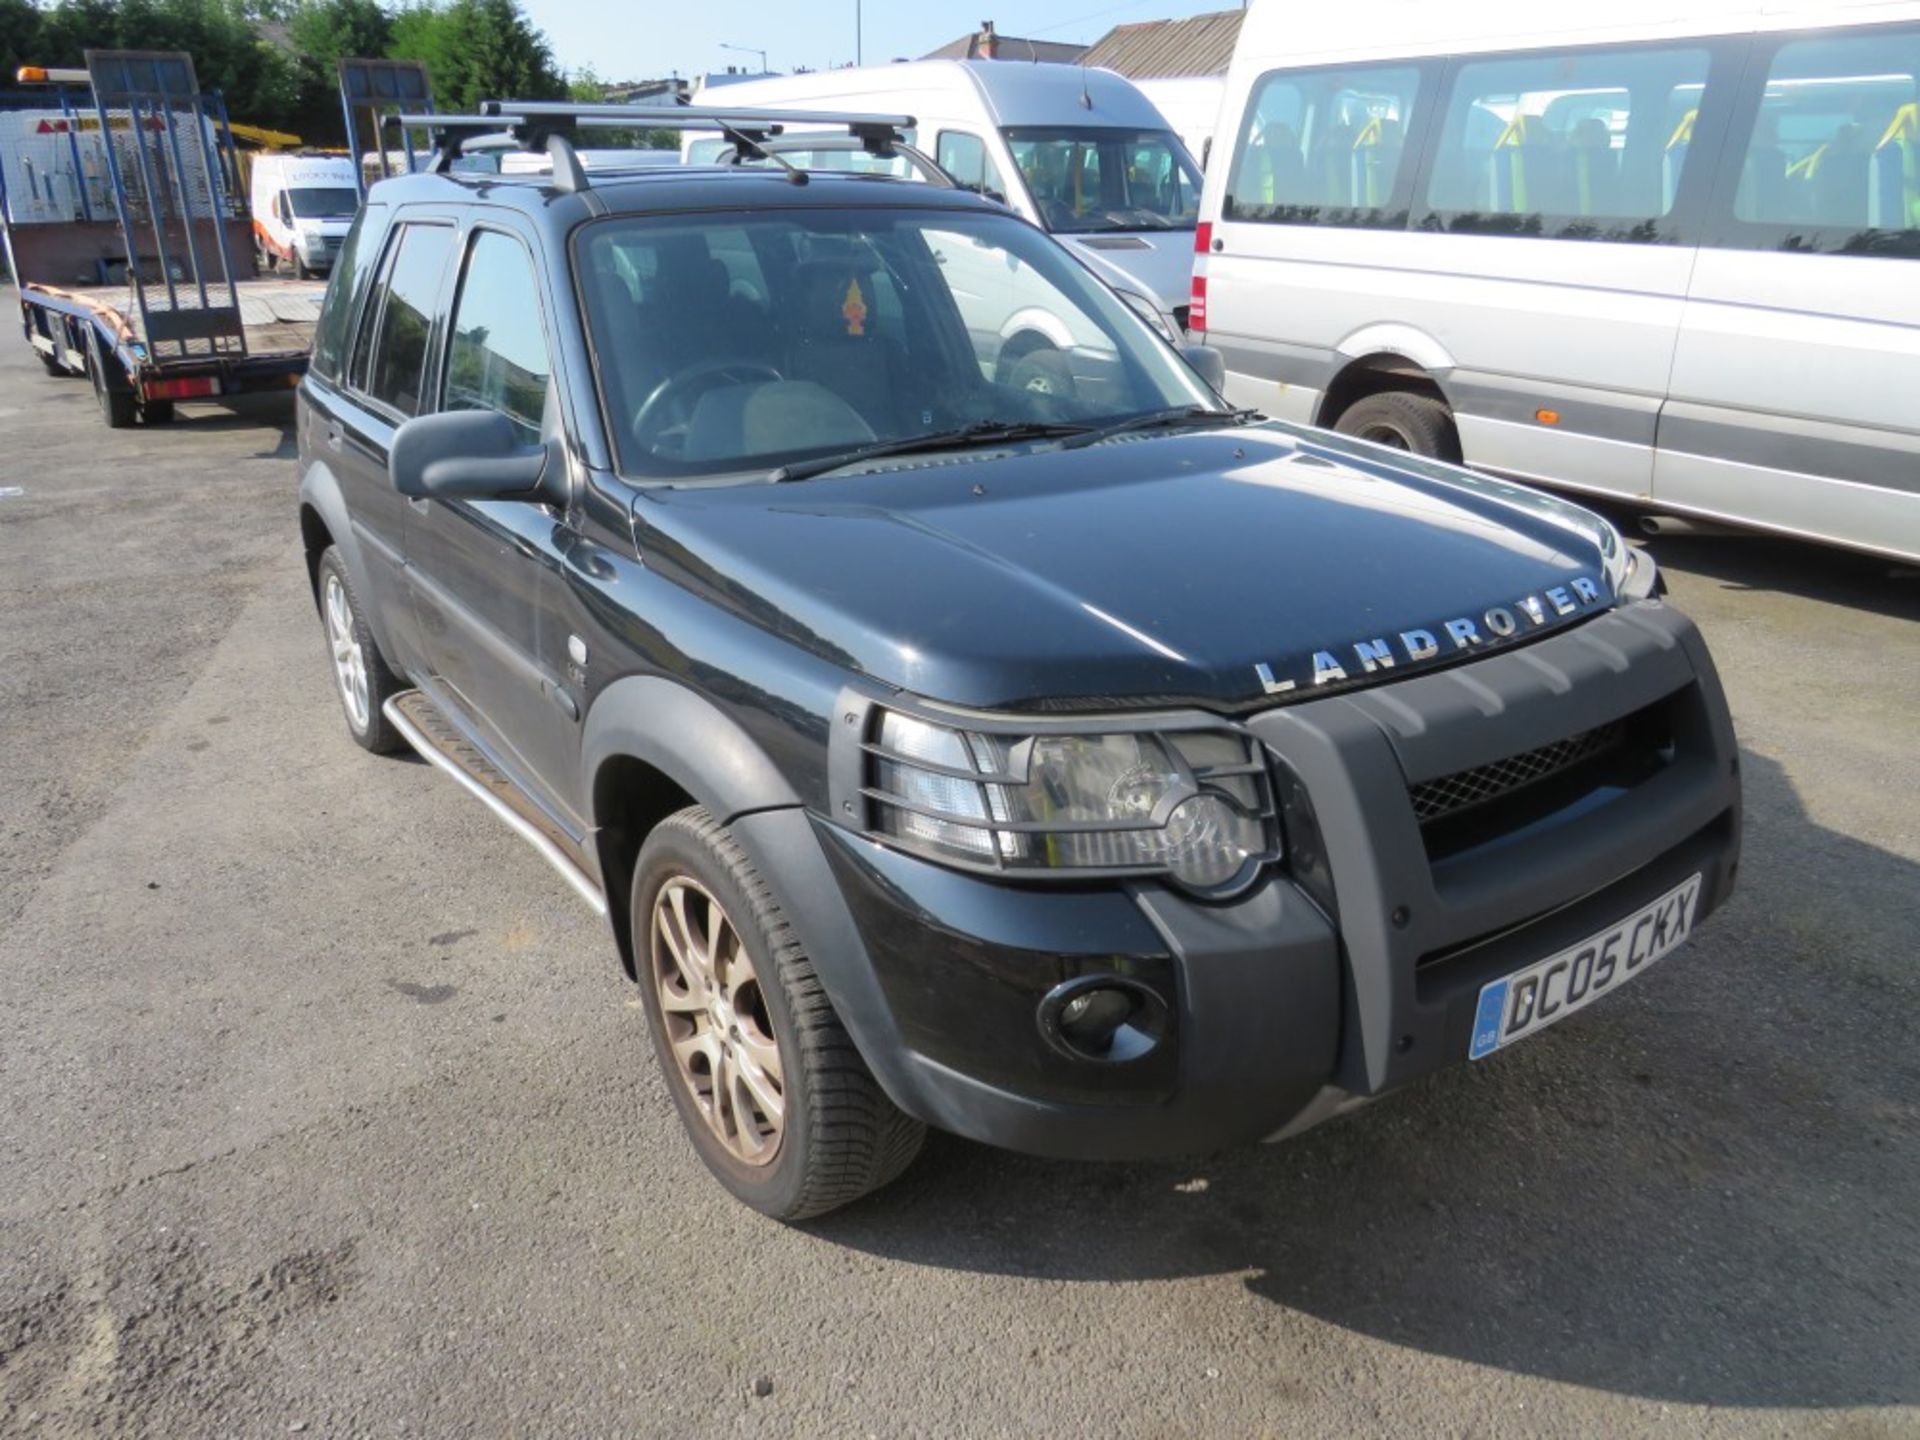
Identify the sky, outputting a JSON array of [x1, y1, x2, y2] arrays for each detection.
[[526, 0, 1240, 83]]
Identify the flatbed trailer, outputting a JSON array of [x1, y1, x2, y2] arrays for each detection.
[[3, 50, 323, 426], [18, 272, 321, 423]]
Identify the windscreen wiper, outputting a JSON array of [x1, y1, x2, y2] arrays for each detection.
[[1056, 405, 1261, 450], [769, 419, 1093, 483]]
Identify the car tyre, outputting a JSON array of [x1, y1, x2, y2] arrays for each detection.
[[633, 806, 925, 1221], [1333, 390, 1462, 462], [315, 546, 407, 754]]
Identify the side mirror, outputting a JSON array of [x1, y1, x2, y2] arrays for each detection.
[[389, 409, 560, 505], [1182, 343, 1227, 395]]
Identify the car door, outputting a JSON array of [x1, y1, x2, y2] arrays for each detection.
[[304, 205, 453, 677], [1655, 21, 1920, 558], [403, 217, 582, 828]]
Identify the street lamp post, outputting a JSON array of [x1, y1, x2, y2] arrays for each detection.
[[856, 0, 863, 64], [719, 42, 768, 74]]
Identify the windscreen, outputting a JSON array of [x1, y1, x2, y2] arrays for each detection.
[[575, 207, 1213, 480], [1002, 127, 1201, 233], [286, 187, 359, 219]]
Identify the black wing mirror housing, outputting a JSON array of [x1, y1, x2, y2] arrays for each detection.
[[388, 409, 563, 506], [1182, 343, 1227, 395]]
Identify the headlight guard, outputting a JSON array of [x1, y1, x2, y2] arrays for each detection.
[[829, 690, 1282, 898]]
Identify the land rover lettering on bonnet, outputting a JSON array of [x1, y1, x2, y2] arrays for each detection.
[[1256, 576, 1610, 694], [295, 101, 1742, 1220]]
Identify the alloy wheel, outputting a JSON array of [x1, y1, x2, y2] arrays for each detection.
[[650, 876, 785, 1165], [323, 572, 370, 731]]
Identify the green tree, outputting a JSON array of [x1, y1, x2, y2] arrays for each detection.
[[1, 0, 44, 83], [389, 0, 562, 113], [283, 0, 393, 143]]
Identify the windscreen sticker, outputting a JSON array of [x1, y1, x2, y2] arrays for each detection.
[[842, 277, 868, 337]]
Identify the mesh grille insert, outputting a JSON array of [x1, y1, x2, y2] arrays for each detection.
[[1409, 721, 1627, 825]]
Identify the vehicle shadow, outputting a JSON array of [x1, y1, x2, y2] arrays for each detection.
[[812, 748, 1919, 1409], [180, 394, 299, 460], [1583, 503, 1920, 622]]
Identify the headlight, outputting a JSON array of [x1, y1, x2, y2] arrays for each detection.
[[1597, 516, 1658, 600], [859, 709, 1279, 896]]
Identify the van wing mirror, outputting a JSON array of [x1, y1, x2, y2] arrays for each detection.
[[389, 410, 559, 505], [1181, 343, 1227, 395]]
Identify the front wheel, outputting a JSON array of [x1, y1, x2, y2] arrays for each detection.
[[1332, 390, 1461, 462], [633, 807, 925, 1221]]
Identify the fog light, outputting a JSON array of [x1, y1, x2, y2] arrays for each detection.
[[1039, 979, 1168, 1063]]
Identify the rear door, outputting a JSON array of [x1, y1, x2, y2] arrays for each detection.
[[403, 216, 582, 827], [301, 204, 455, 675], [1656, 20, 1920, 558]]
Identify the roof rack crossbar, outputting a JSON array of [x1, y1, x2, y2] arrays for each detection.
[[381, 102, 942, 194]]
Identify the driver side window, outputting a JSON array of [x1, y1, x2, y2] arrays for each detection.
[[441, 230, 552, 444], [936, 131, 1007, 202]]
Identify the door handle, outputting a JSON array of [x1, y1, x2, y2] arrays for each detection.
[[544, 680, 579, 721], [325, 423, 343, 452]]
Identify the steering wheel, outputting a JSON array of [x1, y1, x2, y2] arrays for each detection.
[[633, 360, 784, 453]]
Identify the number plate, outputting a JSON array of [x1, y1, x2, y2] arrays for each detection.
[[1468, 874, 1702, 1060]]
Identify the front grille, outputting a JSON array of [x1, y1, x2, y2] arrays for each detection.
[[1410, 721, 1627, 825]]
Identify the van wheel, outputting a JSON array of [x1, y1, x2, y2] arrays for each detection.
[[315, 546, 407, 754], [1333, 390, 1461, 462], [633, 807, 925, 1221]]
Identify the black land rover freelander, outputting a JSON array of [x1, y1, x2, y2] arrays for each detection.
[[296, 108, 1741, 1220]]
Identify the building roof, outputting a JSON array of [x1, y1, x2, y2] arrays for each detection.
[[1078, 9, 1244, 79], [921, 27, 1086, 65]]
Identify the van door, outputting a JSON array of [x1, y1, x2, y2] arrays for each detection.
[[1399, 41, 1737, 499], [1655, 23, 1920, 559]]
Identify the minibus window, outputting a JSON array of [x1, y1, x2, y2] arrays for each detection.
[[1729, 28, 1920, 253], [1423, 45, 1711, 241], [1223, 64, 1422, 227]]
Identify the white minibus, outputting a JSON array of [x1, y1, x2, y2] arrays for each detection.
[[683, 62, 1205, 326], [1196, 0, 1920, 562]]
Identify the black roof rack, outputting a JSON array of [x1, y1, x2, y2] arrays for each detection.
[[382, 101, 941, 194]]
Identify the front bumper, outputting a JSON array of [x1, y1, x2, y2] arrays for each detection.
[[737, 600, 1741, 1161]]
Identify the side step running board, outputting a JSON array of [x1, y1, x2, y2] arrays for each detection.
[[384, 691, 607, 916]]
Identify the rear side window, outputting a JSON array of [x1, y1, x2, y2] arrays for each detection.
[[1224, 64, 1425, 227], [1724, 26, 1920, 257], [308, 204, 387, 382], [1421, 43, 1713, 241], [442, 230, 551, 442], [357, 222, 455, 417]]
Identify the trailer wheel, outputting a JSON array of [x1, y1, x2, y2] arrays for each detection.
[[142, 401, 176, 426], [86, 331, 137, 429]]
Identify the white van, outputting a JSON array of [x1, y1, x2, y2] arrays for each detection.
[[249, 154, 357, 277], [1136, 77, 1228, 170], [683, 61, 1205, 326], [1196, 0, 1920, 563]]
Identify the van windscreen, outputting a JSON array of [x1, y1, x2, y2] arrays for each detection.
[[1002, 127, 1200, 233], [286, 187, 359, 219]]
